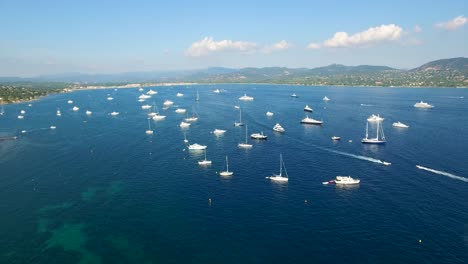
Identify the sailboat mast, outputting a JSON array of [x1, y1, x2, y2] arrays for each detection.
[[239, 108, 242, 123], [279, 154, 283, 176], [226, 156, 229, 171], [245, 125, 248, 143], [376, 121, 380, 140], [365, 122, 369, 139]]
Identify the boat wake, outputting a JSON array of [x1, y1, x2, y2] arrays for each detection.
[[416, 165, 468, 183], [360, 104, 374, 106], [325, 148, 391, 166]]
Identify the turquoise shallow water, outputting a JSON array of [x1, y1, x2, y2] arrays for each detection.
[[0, 84, 467, 263]]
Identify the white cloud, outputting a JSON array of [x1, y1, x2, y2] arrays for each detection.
[[262, 40, 292, 53], [436, 15, 467, 30], [323, 24, 403, 48], [307, 43, 321, 49], [186, 37, 257, 57], [413, 25, 422, 33]]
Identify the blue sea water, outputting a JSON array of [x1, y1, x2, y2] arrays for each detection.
[[0, 84, 467, 264]]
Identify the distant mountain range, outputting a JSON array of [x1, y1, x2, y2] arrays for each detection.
[[1, 57, 467, 87]]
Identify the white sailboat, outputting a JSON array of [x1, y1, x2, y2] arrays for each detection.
[[198, 149, 212, 165], [56, 108, 61, 116], [72, 106, 79, 111], [361, 121, 386, 144], [184, 107, 198, 122], [234, 108, 244, 126], [239, 93, 254, 101], [266, 154, 289, 182], [238, 125, 253, 148], [219, 156, 233, 176], [145, 119, 154, 135], [183, 132, 189, 143], [179, 121, 190, 128], [176, 92, 184, 97], [213, 129, 227, 135]]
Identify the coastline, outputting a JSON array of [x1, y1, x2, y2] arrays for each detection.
[[1, 82, 466, 106]]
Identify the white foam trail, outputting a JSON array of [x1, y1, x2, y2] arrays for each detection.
[[360, 103, 373, 106], [322, 148, 391, 166], [416, 165, 468, 183]]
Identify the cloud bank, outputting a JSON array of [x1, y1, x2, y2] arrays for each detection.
[[436, 15, 467, 30], [186, 37, 257, 57], [263, 40, 292, 53], [323, 24, 403, 48]]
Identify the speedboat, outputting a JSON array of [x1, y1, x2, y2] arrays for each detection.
[[50, 126, 57, 130], [163, 100, 174, 106], [72, 106, 79, 111], [251, 131, 267, 140], [179, 121, 190, 128], [331, 136, 341, 140], [323, 96, 330, 101], [176, 92, 184, 97], [290, 93, 298, 98], [107, 97, 114, 101], [301, 116, 323, 125], [141, 104, 152, 110], [146, 89, 158, 95], [239, 94, 254, 101], [334, 176, 360, 185], [86, 110, 92, 115], [213, 129, 227, 135], [367, 114, 384, 122], [266, 111, 274, 116], [304, 105, 313, 112], [175, 108, 187, 114], [110, 111, 119, 116], [392, 121, 409, 128], [273, 123, 285, 133], [414, 101, 434, 108], [188, 143, 207, 150], [213, 89, 221, 94], [67, 100, 73, 104]]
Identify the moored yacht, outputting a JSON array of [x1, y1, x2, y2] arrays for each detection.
[[304, 105, 313, 112], [56, 109, 61, 116], [188, 143, 207, 150], [179, 121, 190, 128], [414, 101, 434, 108], [251, 131, 267, 140], [139, 94, 151, 99], [238, 125, 253, 148], [86, 110, 92, 115], [331, 136, 341, 140], [334, 176, 360, 185], [392, 121, 409, 128], [213, 129, 227, 135], [67, 100, 73, 104], [72, 106, 79, 111], [239, 94, 254, 101], [176, 92, 184, 97], [175, 108, 187, 114], [361, 121, 386, 144], [301, 115, 323, 125], [110, 111, 119, 116], [367, 114, 384, 122], [323, 96, 330, 101], [198, 150, 212, 165], [266, 111, 274, 117], [163, 100, 174, 106], [273, 123, 285, 133], [146, 89, 158, 95], [219, 156, 233, 176], [141, 104, 152, 110], [290, 93, 298, 98]]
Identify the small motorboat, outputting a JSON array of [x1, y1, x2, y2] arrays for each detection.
[[392, 121, 409, 128], [273, 123, 285, 133], [251, 131, 267, 140], [331, 136, 341, 140], [304, 105, 313, 112]]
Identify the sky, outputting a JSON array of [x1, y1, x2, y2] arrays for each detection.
[[0, 0, 467, 76]]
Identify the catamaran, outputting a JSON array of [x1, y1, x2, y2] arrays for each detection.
[[238, 125, 253, 148], [266, 154, 289, 182], [361, 121, 386, 144], [219, 156, 233, 176]]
